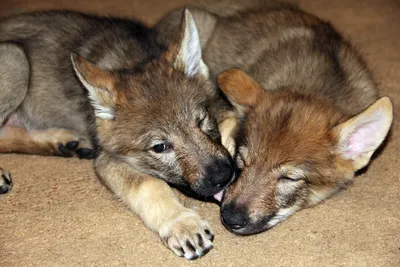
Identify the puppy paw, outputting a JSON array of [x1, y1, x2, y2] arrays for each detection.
[[159, 209, 214, 260], [0, 168, 12, 194], [58, 141, 95, 159], [31, 128, 95, 159], [75, 147, 96, 159]]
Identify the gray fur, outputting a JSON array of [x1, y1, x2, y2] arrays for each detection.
[[0, 11, 164, 148], [156, 0, 378, 116], [0, 10, 235, 258], [156, 0, 382, 235]]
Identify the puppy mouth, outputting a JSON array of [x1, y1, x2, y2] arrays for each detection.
[[227, 223, 272, 236], [213, 170, 237, 202], [213, 190, 225, 202], [223, 215, 276, 236]]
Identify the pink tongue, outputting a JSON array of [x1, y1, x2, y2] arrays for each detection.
[[213, 190, 224, 202]]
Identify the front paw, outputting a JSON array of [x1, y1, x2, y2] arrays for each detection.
[[0, 168, 12, 194], [159, 209, 214, 260]]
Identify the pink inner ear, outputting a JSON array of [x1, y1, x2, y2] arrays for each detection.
[[342, 115, 385, 159], [345, 124, 375, 158]]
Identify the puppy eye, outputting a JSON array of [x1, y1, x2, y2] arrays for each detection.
[[196, 113, 221, 142], [197, 116, 206, 128], [152, 143, 172, 153], [278, 175, 303, 182]]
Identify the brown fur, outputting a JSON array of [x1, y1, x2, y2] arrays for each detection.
[[217, 70, 392, 235], [156, 0, 392, 235], [0, 126, 81, 156], [0, 10, 235, 259], [71, 17, 234, 259]]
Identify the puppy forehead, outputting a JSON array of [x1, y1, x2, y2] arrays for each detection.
[[127, 60, 212, 97], [245, 95, 338, 164], [116, 75, 209, 117]]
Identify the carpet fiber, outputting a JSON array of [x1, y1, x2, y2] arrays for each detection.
[[1, 0, 399, 266]]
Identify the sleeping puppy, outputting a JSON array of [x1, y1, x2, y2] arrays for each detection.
[[216, 69, 392, 235]]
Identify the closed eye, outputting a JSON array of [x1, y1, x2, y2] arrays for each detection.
[[278, 175, 304, 182], [197, 116, 205, 128]]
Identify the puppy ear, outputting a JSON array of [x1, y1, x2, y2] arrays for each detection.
[[218, 111, 239, 157], [332, 97, 393, 171], [71, 53, 116, 120], [165, 9, 209, 78], [217, 69, 264, 114]]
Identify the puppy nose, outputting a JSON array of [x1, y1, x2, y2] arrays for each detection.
[[221, 204, 248, 230], [207, 158, 233, 187]]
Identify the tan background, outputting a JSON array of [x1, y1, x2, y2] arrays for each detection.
[[0, 0, 399, 266]]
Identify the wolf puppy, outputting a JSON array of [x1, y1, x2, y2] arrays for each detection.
[[157, 2, 393, 235], [0, 11, 235, 259]]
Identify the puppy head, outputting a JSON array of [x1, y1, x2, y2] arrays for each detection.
[[71, 10, 234, 197], [216, 69, 393, 235]]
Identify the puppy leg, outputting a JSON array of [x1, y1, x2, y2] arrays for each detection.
[[0, 43, 29, 123], [0, 125, 95, 158], [0, 43, 26, 195], [0, 168, 12, 194], [95, 153, 214, 260]]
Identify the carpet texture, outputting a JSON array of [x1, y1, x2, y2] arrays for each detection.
[[0, 0, 399, 266]]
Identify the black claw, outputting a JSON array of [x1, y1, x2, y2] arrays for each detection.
[[58, 144, 73, 157], [66, 141, 79, 150], [76, 148, 95, 159], [201, 245, 213, 257], [188, 254, 200, 260], [0, 186, 10, 194], [2, 174, 12, 185], [186, 240, 196, 253], [174, 246, 185, 256], [209, 234, 214, 242], [197, 233, 204, 248], [204, 229, 214, 242], [0, 174, 12, 194]]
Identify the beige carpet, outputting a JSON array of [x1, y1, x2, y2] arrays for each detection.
[[1, 0, 399, 266]]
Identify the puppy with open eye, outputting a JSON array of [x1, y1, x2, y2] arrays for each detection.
[[157, 1, 393, 235]]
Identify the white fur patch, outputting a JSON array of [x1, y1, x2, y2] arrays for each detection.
[[93, 105, 115, 120], [267, 206, 297, 228], [308, 187, 338, 206], [71, 55, 115, 120], [175, 10, 209, 78]]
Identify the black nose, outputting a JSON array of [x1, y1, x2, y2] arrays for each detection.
[[221, 204, 248, 230], [206, 158, 234, 187]]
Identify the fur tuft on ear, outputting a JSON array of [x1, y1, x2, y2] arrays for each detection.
[[217, 69, 264, 114], [333, 96, 393, 171], [71, 53, 116, 120], [166, 9, 209, 78]]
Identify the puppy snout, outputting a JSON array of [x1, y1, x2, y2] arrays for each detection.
[[206, 158, 233, 187], [221, 203, 248, 230]]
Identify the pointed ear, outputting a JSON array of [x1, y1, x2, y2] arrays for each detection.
[[165, 9, 209, 78], [333, 97, 393, 171], [217, 69, 264, 114], [71, 53, 116, 120]]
